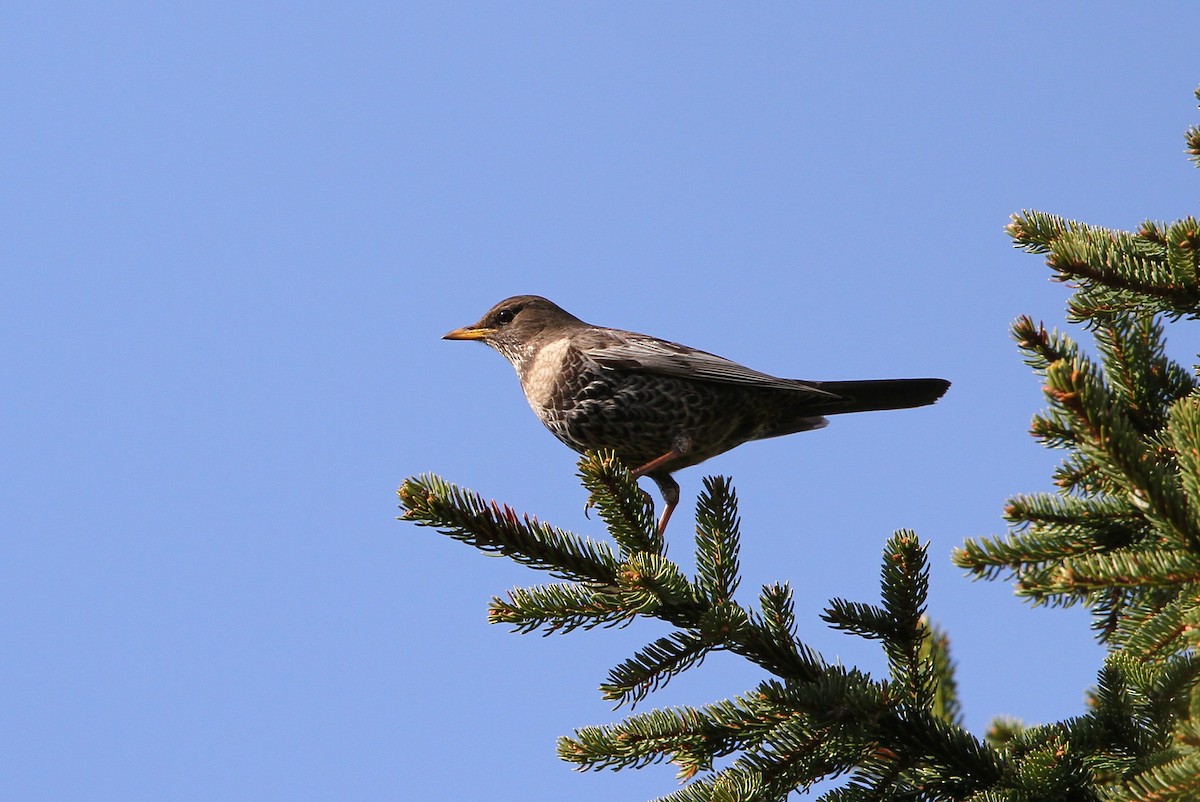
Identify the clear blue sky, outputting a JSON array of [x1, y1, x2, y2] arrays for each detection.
[[5, 4, 1199, 800]]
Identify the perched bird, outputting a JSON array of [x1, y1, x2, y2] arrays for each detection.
[[444, 295, 949, 535]]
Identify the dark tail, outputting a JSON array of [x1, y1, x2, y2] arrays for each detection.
[[812, 378, 950, 415]]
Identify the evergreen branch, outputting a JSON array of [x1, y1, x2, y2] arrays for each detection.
[[823, 534, 936, 712], [758, 671, 888, 729], [735, 715, 875, 800], [746, 584, 828, 683], [559, 704, 733, 773], [1011, 315, 1074, 373], [880, 710, 1005, 797], [996, 726, 1095, 799], [1093, 314, 1197, 434], [954, 493, 1151, 582], [1107, 750, 1200, 802], [1089, 587, 1149, 642], [1140, 220, 1172, 248], [1147, 652, 1200, 724], [984, 717, 1025, 751], [1168, 396, 1200, 524], [816, 753, 920, 802], [877, 533, 931, 709], [559, 686, 802, 780], [694, 476, 742, 603], [1007, 210, 1088, 255], [758, 583, 799, 645], [1043, 358, 1200, 551], [725, 605, 826, 685], [951, 532, 1072, 580], [1016, 549, 1200, 598], [1006, 492, 1144, 541], [758, 672, 1004, 795], [1051, 230, 1193, 317], [1107, 585, 1198, 658], [398, 473, 621, 582], [1056, 224, 1196, 319], [651, 772, 766, 802], [1088, 652, 1161, 758], [1030, 411, 1083, 451], [578, 450, 662, 557], [488, 582, 634, 634], [1053, 452, 1113, 496], [600, 632, 714, 708], [649, 729, 858, 802], [600, 602, 752, 708], [919, 619, 963, 728], [1165, 218, 1200, 286], [400, 471, 827, 691], [403, 471, 1011, 798], [1009, 210, 1200, 320], [1006, 492, 1140, 525], [822, 599, 896, 641], [618, 552, 702, 614], [607, 564, 825, 687]]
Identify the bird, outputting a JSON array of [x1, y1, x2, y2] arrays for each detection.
[[443, 295, 949, 535]]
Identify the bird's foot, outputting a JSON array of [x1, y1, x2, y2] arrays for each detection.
[[583, 486, 656, 522]]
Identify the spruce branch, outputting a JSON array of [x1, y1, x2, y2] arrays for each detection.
[[1040, 354, 1199, 552], [1164, 218, 1200, 297], [401, 460, 1002, 799], [954, 86, 1200, 799], [602, 631, 717, 708], [559, 687, 801, 779], [1051, 451, 1115, 497], [1093, 314, 1197, 433], [757, 583, 800, 646], [1168, 396, 1200, 521], [1105, 750, 1200, 802], [822, 599, 896, 642], [824, 533, 935, 712], [579, 449, 663, 557], [1107, 585, 1199, 658], [1012, 315, 1075, 375], [1016, 550, 1200, 598], [920, 619, 963, 728], [1007, 209, 1200, 321], [398, 473, 622, 582], [694, 476, 743, 604], [952, 494, 1149, 585], [878, 533, 933, 710], [488, 582, 635, 634]]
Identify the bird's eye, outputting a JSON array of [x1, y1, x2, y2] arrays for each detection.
[[496, 309, 515, 324]]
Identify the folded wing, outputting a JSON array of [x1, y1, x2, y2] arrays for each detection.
[[584, 331, 841, 398]]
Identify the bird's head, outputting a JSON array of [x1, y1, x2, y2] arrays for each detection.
[[443, 295, 585, 366]]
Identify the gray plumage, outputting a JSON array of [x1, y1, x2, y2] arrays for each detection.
[[444, 295, 949, 533]]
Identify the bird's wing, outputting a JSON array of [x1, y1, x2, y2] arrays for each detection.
[[584, 331, 841, 397]]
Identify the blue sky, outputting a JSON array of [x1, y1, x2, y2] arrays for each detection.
[[4, 4, 1200, 800]]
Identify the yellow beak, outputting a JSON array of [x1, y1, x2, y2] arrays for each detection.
[[442, 325, 493, 341]]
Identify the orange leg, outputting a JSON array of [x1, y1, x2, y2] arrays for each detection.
[[630, 448, 684, 479], [631, 449, 684, 536]]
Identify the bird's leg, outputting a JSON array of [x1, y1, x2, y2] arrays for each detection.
[[583, 456, 672, 521], [585, 448, 685, 533], [629, 448, 684, 479], [647, 472, 680, 537], [629, 449, 685, 536]]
